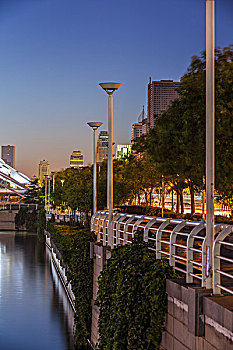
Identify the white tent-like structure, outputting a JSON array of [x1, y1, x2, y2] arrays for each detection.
[[0, 158, 32, 198]]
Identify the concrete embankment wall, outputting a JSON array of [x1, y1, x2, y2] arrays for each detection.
[[45, 232, 76, 311], [0, 210, 17, 230], [90, 242, 233, 350], [162, 279, 233, 350]]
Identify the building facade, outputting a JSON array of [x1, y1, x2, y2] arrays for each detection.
[[70, 151, 84, 168], [147, 79, 180, 129], [131, 122, 142, 144], [1, 145, 15, 168], [116, 145, 132, 160], [97, 131, 108, 164], [38, 160, 50, 182]]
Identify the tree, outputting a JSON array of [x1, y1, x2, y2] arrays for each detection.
[[53, 167, 93, 225], [134, 46, 233, 210]]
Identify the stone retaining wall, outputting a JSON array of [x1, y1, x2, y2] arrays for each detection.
[[45, 233, 76, 310], [161, 279, 233, 350], [0, 210, 16, 230], [90, 243, 111, 347]]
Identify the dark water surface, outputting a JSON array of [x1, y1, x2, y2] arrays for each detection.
[[0, 231, 75, 350]]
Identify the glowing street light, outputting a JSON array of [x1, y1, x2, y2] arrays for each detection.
[[87, 122, 103, 215], [99, 82, 122, 248]]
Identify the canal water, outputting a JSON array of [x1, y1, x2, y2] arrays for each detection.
[[0, 231, 75, 350]]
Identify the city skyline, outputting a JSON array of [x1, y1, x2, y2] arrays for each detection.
[[0, 0, 232, 176]]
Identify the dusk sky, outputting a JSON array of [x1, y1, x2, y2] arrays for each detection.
[[0, 0, 232, 177]]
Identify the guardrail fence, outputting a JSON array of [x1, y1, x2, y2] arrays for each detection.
[[91, 211, 233, 295]]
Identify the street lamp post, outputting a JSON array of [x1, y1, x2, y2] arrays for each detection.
[[51, 172, 55, 192], [87, 122, 103, 215], [206, 0, 215, 289], [61, 179, 65, 212], [161, 175, 165, 218], [99, 82, 122, 248], [48, 176, 51, 211], [44, 175, 48, 211]]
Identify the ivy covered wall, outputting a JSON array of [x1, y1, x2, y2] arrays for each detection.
[[96, 232, 177, 350]]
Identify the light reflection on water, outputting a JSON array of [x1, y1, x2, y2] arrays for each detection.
[[0, 231, 75, 350]]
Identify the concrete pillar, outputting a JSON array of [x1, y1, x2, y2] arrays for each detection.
[[90, 243, 111, 347]]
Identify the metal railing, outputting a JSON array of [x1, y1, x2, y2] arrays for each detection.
[[91, 211, 233, 295]]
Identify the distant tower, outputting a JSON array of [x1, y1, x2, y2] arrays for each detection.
[[147, 79, 180, 129], [1, 145, 15, 168], [97, 131, 108, 164], [38, 160, 50, 182], [141, 105, 148, 134], [70, 151, 84, 168]]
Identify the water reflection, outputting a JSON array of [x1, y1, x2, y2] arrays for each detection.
[[0, 231, 75, 350]]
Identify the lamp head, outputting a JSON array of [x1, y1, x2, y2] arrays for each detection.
[[87, 122, 103, 130], [99, 82, 122, 95]]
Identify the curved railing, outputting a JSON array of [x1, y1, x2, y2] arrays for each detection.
[[91, 211, 233, 294]]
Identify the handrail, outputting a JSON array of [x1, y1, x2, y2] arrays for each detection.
[[91, 210, 233, 294], [213, 225, 233, 294]]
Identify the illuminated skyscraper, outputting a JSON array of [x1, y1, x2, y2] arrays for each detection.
[[70, 151, 84, 168], [97, 131, 108, 164], [1, 145, 15, 168], [147, 79, 180, 129], [38, 160, 50, 182]]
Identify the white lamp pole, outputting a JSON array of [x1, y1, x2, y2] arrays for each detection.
[[87, 122, 103, 215], [44, 175, 48, 211], [206, 0, 215, 289], [51, 172, 55, 192], [99, 82, 122, 248], [48, 176, 51, 211]]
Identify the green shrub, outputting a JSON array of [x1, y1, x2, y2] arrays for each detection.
[[37, 208, 46, 234], [96, 232, 177, 349]]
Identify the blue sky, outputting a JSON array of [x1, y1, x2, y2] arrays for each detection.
[[0, 0, 232, 176]]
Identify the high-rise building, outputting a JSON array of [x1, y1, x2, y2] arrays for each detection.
[[1, 145, 15, 168], [70, 151, 84, 168], [97, 131, 108, 164], [38, 160, 50, 182], [147, 78, 180, 129], [116, 145, 132, 159], [131, 123, 142, 144]]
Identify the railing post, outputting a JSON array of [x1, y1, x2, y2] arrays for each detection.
[[144, 218, 158, 243], [213, 225, 232, 294], [156, 219, 170, 260], [187, 223, 205, 283], [169, 221, 186, 267], [102, 214, 108, 246]]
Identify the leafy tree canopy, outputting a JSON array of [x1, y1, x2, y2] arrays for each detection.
[[134, 46, 233, 203]]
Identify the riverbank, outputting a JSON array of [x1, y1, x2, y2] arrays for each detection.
[[45, 231, 76, 311], [46, 222, 95, 349]]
